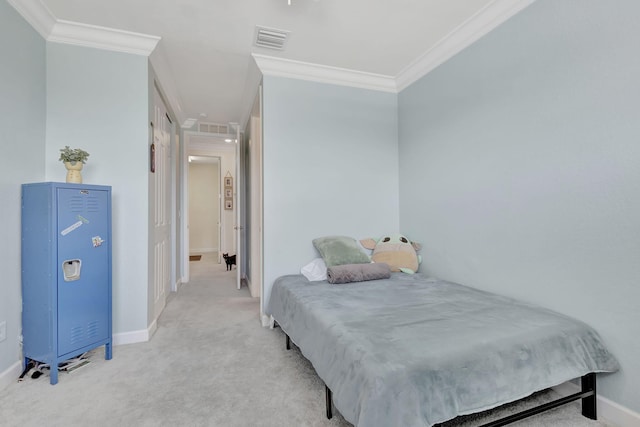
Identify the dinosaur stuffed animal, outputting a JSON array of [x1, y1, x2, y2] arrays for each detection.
[[360, 234, 422, 274]]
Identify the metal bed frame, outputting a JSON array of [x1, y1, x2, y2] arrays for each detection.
[[281, 329, 598, 426]]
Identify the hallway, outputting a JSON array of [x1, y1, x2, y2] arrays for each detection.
[[185, 251, 250, 298]]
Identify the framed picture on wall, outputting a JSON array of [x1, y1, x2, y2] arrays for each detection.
[[224, 173, 233, 210]]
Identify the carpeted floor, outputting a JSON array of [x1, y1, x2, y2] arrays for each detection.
[[0, 253, 612, 426]]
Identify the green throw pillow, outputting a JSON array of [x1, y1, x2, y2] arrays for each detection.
[[312, 236, 370, 267]]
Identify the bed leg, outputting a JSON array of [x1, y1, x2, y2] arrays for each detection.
[[285, 334, 291, 350], [326, 385, 333, 419], [581, 373, 597, 419]]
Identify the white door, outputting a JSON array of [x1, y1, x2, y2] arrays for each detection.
[[235, 125, 243, 290], [151, 87, 172, 321]]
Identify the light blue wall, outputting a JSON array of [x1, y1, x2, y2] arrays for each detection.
[[0, 1, 46, 381], [398, 0, 640, 412], [45, 43, 150, 334], [262, 76, 399, 312]]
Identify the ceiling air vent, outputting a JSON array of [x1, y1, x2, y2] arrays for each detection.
[[198, 122, 229, 134], [254, 26, 290, 50]]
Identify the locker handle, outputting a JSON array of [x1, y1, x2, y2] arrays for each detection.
[[62, 259, 82, 281]]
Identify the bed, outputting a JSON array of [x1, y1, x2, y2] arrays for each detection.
[[268, 272, 618, 426]]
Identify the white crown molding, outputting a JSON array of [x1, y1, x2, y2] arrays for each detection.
[[49, 20, 160, 56], [8, 0, 160, 56], [395, 0, 537, 91], [6, 0, 56, 39], [9, 0, 536, 102], [252, 53, 397, 93], [252, 0, 536, 94]]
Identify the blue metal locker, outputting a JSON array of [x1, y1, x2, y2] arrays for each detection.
[[22, 182, 112, 385]]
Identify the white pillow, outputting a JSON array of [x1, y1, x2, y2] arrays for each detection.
[[301, 258, 327, 281]]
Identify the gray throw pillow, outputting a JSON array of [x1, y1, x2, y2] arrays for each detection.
[[312, 236, 370, 267]]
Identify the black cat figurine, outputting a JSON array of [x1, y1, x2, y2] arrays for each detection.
[[222, 253, 236, 271]]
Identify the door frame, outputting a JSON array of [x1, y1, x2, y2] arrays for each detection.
[[232, 123, 244, 290], [246, 86, 266, 323], [181, 131, 238, 283]]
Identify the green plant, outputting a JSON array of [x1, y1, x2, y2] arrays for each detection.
[[59, 146, 90, 164]]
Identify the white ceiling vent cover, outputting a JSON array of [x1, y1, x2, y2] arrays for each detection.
[[198, 122, 229, 134], [254, 26, 290, 50]]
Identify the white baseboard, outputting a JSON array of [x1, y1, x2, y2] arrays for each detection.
[[553, 381, 640, 427], [148, 318, 158, 340], [600, 395, 640, 427], [260, 314, 271, 327], [0, 360, 23, 391], [172, 279, 183, 293], [113, 319, 157, 346]]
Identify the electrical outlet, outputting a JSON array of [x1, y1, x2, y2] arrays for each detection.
[[0, 321, 6, 342]]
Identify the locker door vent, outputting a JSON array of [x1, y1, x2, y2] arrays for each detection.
[[87, 197, 100, 212], [67, 321, 100, 346], [69, 326, 84, 345], [87, 321, 99, 340], [68, 196, 84, 212]]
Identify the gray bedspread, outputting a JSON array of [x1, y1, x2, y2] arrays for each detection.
[[268, 273, 618, 427]]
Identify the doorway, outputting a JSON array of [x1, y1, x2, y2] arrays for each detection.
[[181, 132, 238, 285], [188, 156, 221, 261]]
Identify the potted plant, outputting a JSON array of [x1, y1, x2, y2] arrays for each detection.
[[59, 146, 90, 183]]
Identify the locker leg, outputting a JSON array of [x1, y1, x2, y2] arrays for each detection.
[[49, 363, 58, 385], [105, 342, 113, 360]]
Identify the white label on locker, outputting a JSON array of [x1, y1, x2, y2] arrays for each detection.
[[61, 221, 83, 236]]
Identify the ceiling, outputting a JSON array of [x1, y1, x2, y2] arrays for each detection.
[[13, 0, 534, 128]]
